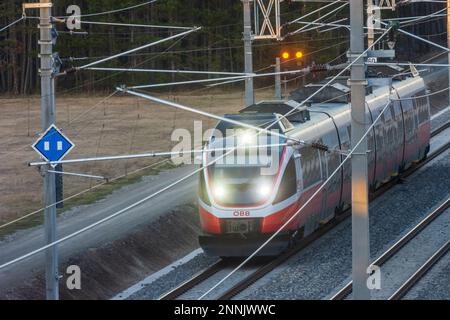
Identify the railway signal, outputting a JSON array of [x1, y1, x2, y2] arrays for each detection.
[[280, 50, 303, 61], [32, 125, 75, 166]]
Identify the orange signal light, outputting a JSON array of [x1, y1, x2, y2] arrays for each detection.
[[281, 51, 290, 60], [295, 51, 303, 59]]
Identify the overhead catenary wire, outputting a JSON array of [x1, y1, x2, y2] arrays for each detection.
[[285, 0, 345, 26], [116, 87, 310, 147], [265, 27, 391, 130], [46, 170, 106, 181], [78, 27, 201, 70], [55, 0, 158, 19], [68, 36, 351, 62], [0, 28, 195, 161], [76, 20, 194, 30], [296, 18, 349, 34], [391, 86, 450, 100], [127, 67, 324, 90], [367, 62, 450, 68], [86, 67, 247, 76], [122, 29, 390, 155], [0, 16, 25, 33], [398, 28, 450, 52], [286, 2, 349, 37], [0, 159, 170, 230], [375, 18, 450, 53], [29, 144, 288, 167], [207, 40, 350, 88]]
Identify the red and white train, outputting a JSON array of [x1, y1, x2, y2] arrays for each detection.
[[198, 74, 431, 257]]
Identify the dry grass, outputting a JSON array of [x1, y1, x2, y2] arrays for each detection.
[[0, 89, 274, 230]]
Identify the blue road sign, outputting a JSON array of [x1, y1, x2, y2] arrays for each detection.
[[32, 124, 75, 164]]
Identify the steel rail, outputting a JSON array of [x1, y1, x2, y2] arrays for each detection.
[[389, 240, 450, 300], [159, 260, 230, 300]]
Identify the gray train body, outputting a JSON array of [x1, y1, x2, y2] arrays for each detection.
[[198, 75, 431, 257]]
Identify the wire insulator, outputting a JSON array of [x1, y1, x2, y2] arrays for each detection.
[[311, 142, 329, 152]]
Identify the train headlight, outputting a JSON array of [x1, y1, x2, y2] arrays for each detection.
[[213, 184, 227, 200], [257, 181, 272, 198], [238, 130, 257, 146]]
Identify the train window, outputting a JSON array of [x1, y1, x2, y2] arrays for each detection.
[[208, 165, 277, 206], [273, 158, 297, 205], [301, 147, 322, 189], [414, 93, 429, 124], [278, 115, 294, 132], [198, 169, 211, 206]]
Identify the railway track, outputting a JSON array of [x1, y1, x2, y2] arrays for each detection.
[[389, 239, 450, 300], [159, 122, 450, 300], [330, 196, 450, 300]]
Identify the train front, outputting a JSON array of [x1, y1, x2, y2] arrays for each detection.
[[198, 114, 301, 257]]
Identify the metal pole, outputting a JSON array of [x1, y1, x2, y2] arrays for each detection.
[[275, 57, 282, 99], [349, 0, 371, 300], [39, 0, 59, 300], [243, 0, 255, 107], [367, 1, 374, 48]]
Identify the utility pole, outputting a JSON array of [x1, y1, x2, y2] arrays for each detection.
[[367, 1, 375, 48], [275, 57, 282, 99], [367, 1, 380, 49], [349, 0, 371, 300], [243, 0, 255, 107], [39, 0, 59, 300]]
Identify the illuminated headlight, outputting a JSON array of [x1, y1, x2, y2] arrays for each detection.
[[257, 181, 272, 198], [212, 184, 227, 200], [238, 130, 257, 146]]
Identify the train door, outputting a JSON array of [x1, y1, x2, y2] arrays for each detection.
[[294, 149, 303, 193], [383, 103, 397, 179], [391, 99, 405, 173], [400, 97, 418, 168], [413, 93, 431, 160], [370, 105, 388, 186], [327, 109, 351, 210], [301, 146, 325, 236], [366, 108, 376, 188], [320, 127, 341, 222]]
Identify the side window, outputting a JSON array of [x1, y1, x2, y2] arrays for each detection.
[[414, 93, 429, 124], [198, 169, 210, 206], [273, 157, 297, 204], [301, 147, 322, 189]]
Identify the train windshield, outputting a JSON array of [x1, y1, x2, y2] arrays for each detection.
[[205, 114, 286, 206], [208, 165, 277, 206]]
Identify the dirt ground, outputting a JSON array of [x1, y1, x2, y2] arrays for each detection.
[[0, 88, 274, 228]]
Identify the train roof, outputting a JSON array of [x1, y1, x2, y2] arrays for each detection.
[[239, 101, 311, 123], [216, 74, 426, 141]]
